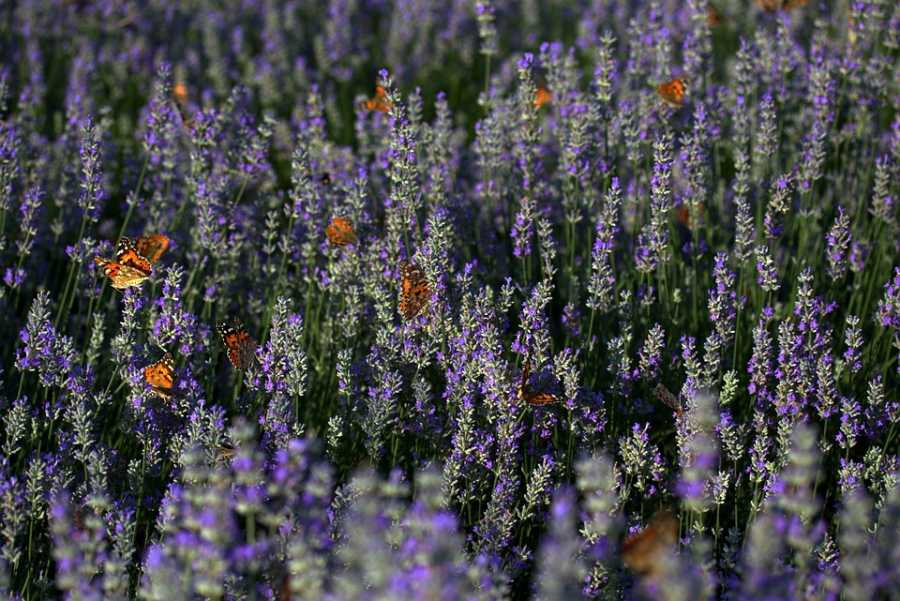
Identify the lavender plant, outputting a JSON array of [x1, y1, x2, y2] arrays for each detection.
[[0, 1, 897, 600]]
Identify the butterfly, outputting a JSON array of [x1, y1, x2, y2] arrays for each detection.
[[320, 172, 332, 186], [533, 86, 552, 109], [399, 260, 431, 320], [94, 234, 169, 289], [325, 216, 358, 247], [653, 383, 683, 416], [173, 81, 189, 106], [706, 6, 723, 26], [362, 85, 392, 113], [517, 356, 560, 406], [621, 510, 679, 578], [657, 78, 687, 108], [144, 352, 175, 400], [215, 444, 237, 464], [756, 0, 807, 11], [218, 318, 257, 370]]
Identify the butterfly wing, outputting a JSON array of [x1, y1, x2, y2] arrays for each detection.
[[653, 383, 684, 416], [135, 233, 170, 264], [363, 85, 392, 113], [325, 217, 357, 247], [533, 87, 552, 109], [621, 511, 679, 576], [523, 390, 559, 406], [144, 353, 175, 399], [399, 261, 431, 319], [657, 79, 686, 107], [219, 319, 257, 369], [94, 257, 151, 289], [116, 237, 153, 272]]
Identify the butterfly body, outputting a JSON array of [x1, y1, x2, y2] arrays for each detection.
[[657, 78, 687, 108], [219, 318, 257, 370], [325, 217, 357, 247], [399, 261, 431, 320], [94, 234, 169, 289], [144, 353, 175, 399]]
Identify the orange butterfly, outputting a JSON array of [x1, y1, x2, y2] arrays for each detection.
[[173, 81, 189, 106], [362, 85, 392, 113], [218, 318, 257, 370], [144, 352, 175, 400], [325, 216, 358, 247], [399, 260, 431, 320], [621, 511, 679, 578], [533, 86, 552, 109], [657, 78, 687, 108], [756, 0, 807, 11], [517, 356, 559, 406], [94, 234, 169, 289], [706, 6, 722, 26]]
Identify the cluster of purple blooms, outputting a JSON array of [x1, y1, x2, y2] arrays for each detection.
[[0, 0, 898, 599]]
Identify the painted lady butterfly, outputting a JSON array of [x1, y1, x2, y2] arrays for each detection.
[[94, 234, 169, 289], [362, 85, 392, 113], [517, 356, 560, 406], [218, 318, 257, 370], [656, 78, 687, 108], [621, 510, 679, 578], [533, 86, 552, 109], [144, 352, 175, 400], [399, 260, 431, 320], [756, 0, 807, 12], [325, 216, 357, 247]]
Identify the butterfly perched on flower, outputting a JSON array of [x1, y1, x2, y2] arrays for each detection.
[[533, 86, 552, 109], [517, 356, 559, 406], [144, 352, 175, 400], [657, 78, 687, 108], [362, 85, 392, 113], [173, 81, 189, 106], [399, 260, 431, 320], [218, 318, 257, 370], [706, 6, 723, 26], [320, 172, 332, 186], [621, 510, 679, 578], [325, 216, 357, 247], [756, 0, 807, 12], [94, 233, 170, 289]]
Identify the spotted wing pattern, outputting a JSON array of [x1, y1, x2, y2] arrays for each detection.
[[325, 217, 358, 247], [94, 237, 153, 289], [399, 261, 431, 320], [656, 78, 687, 107], [144, 353, 175, 399], [218, 318, 257, 370]]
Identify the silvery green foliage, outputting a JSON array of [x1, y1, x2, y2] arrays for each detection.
[[1, 2, 898, 599]]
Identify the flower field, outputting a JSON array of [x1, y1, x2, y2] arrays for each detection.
[[0, 1, 898, 599]]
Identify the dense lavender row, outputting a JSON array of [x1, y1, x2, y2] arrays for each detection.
[[0, 0, 898, 599]]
